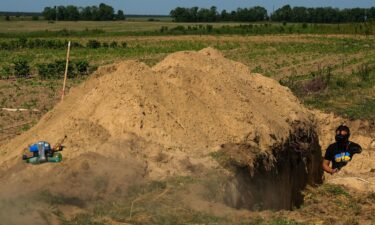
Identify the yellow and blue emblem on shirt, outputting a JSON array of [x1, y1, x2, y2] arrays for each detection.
[[334, 152, 351, 162]]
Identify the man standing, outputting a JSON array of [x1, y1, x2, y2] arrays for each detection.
[[323, 125, 362, 175]]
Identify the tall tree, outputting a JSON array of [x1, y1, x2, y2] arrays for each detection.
[[42, 7, 56, 20], [116, 10, 126, 20]]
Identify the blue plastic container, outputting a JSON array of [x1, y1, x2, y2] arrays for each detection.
[[29, 144, 39, 152], [29, 141, 51, 153]]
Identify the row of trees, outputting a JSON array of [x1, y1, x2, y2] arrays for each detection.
[[271, 5, 375, 23], [170, 6, 268, 22], [170, 5, 375, 23], [43, 3, 125, 21]]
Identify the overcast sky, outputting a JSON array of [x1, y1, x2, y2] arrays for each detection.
[[1, 0, 374, 15]]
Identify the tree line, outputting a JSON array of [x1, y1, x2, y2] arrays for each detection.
[[170, 5, 375, 23], [271, 5, 375, 23], [170, 6, 268, 22], [43, 3, 125, 21]]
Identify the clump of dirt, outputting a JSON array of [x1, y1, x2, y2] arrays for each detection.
[[0, 48, 326, 223]]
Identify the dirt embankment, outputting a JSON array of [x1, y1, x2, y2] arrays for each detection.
[[0, 48, 372, 224]]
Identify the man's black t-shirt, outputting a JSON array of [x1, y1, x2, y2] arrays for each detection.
[[324, 141, 362, 169]]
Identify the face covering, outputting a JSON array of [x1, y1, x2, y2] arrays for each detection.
[[335, 134, 349, 143]]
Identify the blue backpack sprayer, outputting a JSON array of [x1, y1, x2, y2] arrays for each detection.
[[22, 136, 66, 164]]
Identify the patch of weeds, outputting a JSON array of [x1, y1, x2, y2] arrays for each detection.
[[129, 202, 224, 225], [253, 65, 264, 73], [356, 63, 371, 82], [318, 184, 350, 197], [239, 217, 309, 225], [343, 217, 360, 225], [1, 64, 12, 79], [21, 123, 31, 131], [334, 77, 348, 88], [268, 217, 309, 225]]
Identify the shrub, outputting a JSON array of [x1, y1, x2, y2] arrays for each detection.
[[37, 60, 90, 79], [13, 58, 30, 78], [206, 25, 213, 32], [303, 76, 327, 93], [357, 63, 371, 81], [336, 78, 348, 88], [1, 65, 12, 79], [160, 26, 169, 33], [173, 25, 185, 31], [86, 40, 101, 48], [36, 64, 50, 79], [109, 41, 118, 48], [121, 42, 128, 48], [75, 60, 90, 75], [102, 42, 109, 48]]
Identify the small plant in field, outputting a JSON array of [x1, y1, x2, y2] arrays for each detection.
[[102, 42, 109, 48], [75, 60, 90, 75], [356, 63, 371, 81], [13, 58, 30, 78], [206, 24, 213, 32], [86, 40, 101, 48], [121, 42, 128, 48], [335, 78, 348, 88], [109, 41, 118, 48], [1, 65, 12, 79]]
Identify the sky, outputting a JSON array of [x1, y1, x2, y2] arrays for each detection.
[[1, 0, 374, 15]]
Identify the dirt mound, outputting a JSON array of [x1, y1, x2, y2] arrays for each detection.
[[0, 48, 325, 223], [0, 47, 315, 176]]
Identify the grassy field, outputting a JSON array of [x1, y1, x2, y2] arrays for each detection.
[[0, 21, 374, 143]]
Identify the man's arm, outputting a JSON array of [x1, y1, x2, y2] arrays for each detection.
[[322, 159, 337, 175]]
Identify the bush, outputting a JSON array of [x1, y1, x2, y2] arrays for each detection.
[[86, 40, 101, 48], [75, 60, 89, 75], [102, 42, 109, 48], [357, 63, 371, 81], [172, 25, 185, 31], [37, 60, 90, 79], [121, 42, 128, 48], [206, 25, 213, 32], [109, 41, 118, 48], [336, 78, 348, 88], [160, 26, 169, 33], [13, 58, 30, 78], [1, 65, 12, 79]]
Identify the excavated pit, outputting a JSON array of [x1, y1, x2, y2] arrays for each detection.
[[222, 127, 323, 210]]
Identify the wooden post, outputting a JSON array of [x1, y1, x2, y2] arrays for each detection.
[[61, 41, 71, 101]]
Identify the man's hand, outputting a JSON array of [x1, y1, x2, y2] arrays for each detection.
[[323, 159, 338, 175], [330, 168, 338, 175]]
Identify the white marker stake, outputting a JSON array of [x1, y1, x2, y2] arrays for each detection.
[[61, 41, 71, 101]]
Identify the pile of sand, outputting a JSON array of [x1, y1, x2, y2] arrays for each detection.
[[0, 48, 315, 181]]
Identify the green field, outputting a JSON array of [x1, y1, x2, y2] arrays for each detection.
[[0, 20, 374, 143]]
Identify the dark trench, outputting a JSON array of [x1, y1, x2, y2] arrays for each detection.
[[223, 127, 324, 210]]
